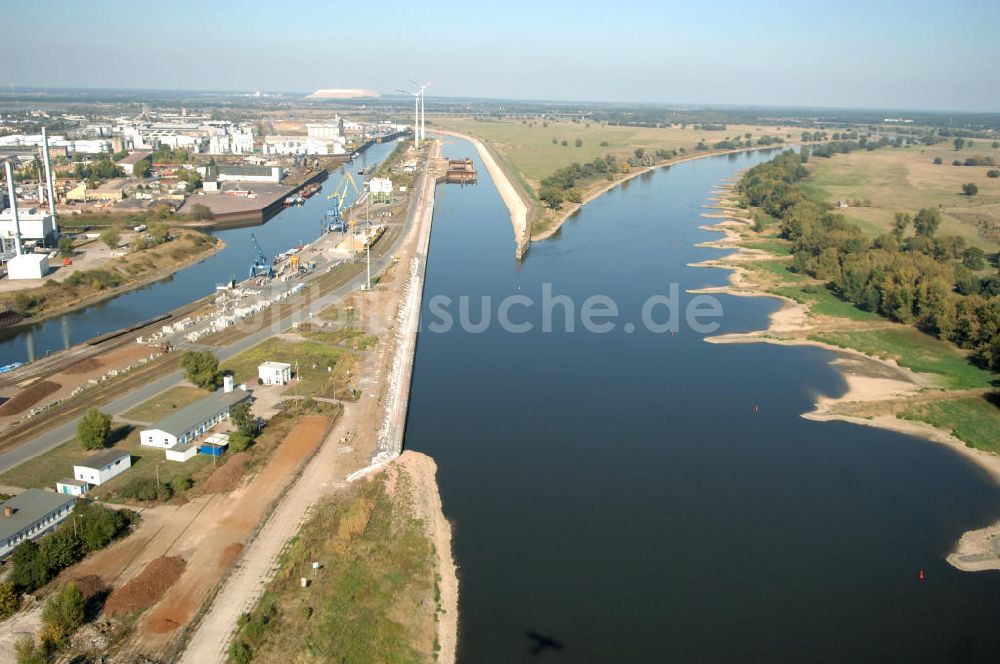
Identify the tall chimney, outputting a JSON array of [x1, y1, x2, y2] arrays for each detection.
[[4, 160, 22, 255], [41, 127, 58, 233]]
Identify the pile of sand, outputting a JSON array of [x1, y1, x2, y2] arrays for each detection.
[[104, 556, 185, 617]]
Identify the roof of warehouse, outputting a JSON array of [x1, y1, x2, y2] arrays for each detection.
[[145, 388, 251, 437], [75, 448, 130, 470], [0, 489, 76, 542]]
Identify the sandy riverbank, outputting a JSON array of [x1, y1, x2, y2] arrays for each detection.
[[436, 130, 530, 258], [392, 451, 459, 664], [691, 183, 1000, 572]]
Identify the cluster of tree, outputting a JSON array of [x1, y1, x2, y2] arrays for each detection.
[[808, 135, 897, 158], [12, 582, 87, 662], [6, 502, 136, 596], [151, 146, 192, 164], [77, 408, 112, 450], [694, 123, 727, 131], [72, 158, 124, 186], [739, 149, 1000, 370], [956, 155, 997, 167], [801, 131, 829, 142], [181, 350, 222, 389], [130, 221, 171, 251], [174, 167, 203, 190], [538, 155, 623, 209], [228, 401, 260, 452]]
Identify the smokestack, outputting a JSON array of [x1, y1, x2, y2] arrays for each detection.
[[223, 374, 234, 393], [41, 127, 57, 228], [4, 160, 22, 255]]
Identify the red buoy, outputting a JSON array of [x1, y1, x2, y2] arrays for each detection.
[[918, 569, 925, 581], [754, 404, 759, 414]]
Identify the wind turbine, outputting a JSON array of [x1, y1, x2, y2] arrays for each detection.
[[396, 86, 421, 148], [409, 79, 433, 142]]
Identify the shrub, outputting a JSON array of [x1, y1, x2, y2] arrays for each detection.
[[41, 582, 85, 646], [117, 477, 159, 501], [933, 157, 943, 165], [14, 637, 47, 664], [0, 582, 20, 620], [987, 170, 999, 178], [77, 408, 111, 450], [181, 350, 221, 389], [962, 182, 978, 196]]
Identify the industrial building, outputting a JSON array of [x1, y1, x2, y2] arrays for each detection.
[[73, 449, 132, 486], [116, 151, 152, 175], [258, 361, 292, 385], [214, 164, 283, 184], [140, 384, 252, 449], [0, 490, 77, 558], [263, 136, 345, 156], [0, 208, 59, 247]]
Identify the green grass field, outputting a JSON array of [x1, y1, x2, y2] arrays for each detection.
[[770, 284, 881, 321], [800, 143, 1000, 250], [0, 427, 214, 496], [809, 328, 998, 390], [121, 385, 210, 423], [434, 118, 794, 185], [900, 394, 1000, 453], [220, 334, 359, 400], [228, 474, 436, 663]]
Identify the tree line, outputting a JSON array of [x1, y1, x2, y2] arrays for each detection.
[[739, 149, 1000, 370]]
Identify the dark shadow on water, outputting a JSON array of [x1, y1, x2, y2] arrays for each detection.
[[526, 630, 565, 656]]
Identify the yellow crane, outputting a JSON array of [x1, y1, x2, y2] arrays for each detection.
[[324, 171, 361, 234]]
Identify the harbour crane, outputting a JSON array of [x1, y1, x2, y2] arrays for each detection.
[[248, 232, 273, 280], [324, 172, 360, 233]]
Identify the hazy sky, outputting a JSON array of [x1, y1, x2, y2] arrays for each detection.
[[7, 0, 1000, 111]]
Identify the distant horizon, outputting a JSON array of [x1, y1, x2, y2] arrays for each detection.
[[2, 84, 998, 118]]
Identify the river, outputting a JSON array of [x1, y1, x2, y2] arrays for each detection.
[[0, 140, 399, 364], [405, 141, 1000, 662]]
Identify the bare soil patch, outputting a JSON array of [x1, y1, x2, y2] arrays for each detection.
[[200, 452, 250, 494], [0, 380, 61, 416], [104, 556, 186, 618]]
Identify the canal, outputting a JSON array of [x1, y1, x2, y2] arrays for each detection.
[[0, 140, 399, 364], [405, 140, 1000, 662]]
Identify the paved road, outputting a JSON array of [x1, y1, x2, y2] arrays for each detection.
[[0, 156, 430, 476]]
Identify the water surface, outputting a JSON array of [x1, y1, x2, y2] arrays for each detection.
[[405, 142, 1000, 662]]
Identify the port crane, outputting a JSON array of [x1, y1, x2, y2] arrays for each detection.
[[248, 233, 273, 280], [324, 172, 361, 233]]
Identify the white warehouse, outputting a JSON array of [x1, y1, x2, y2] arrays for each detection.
[[140, 387, 252, 449], [73, 449, 132, 486]]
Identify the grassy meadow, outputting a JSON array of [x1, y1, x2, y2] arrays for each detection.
[[800, 142, 1000, 250], [433, 117, 796, 187]]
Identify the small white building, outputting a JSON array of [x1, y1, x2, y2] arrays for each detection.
[[56, 478, 89, 496], [0, 490, 77, 558], [140, 386, 252, 449], [6, 253, 50, 280], [73, 449, 131, 486], [165, 441, 198, 463], [258, 361, 292, 386]]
